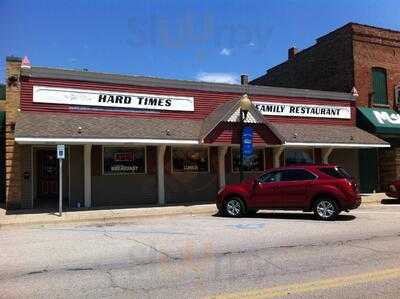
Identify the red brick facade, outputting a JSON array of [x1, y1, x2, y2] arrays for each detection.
[[251, 22, 400, 109], [251, 22, 400, 191]]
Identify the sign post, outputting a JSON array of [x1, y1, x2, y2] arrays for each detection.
[[57, 145, 65, 216]]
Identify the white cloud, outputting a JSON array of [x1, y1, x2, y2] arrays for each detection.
[[196, 72, 238, 84], [220, 48, 232, 56], [248, 42, 255, 47]]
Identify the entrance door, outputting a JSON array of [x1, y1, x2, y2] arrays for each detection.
[[251, 170, 284, 208], [37, 149, 58, 207]]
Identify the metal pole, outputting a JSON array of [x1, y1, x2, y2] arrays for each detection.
[[59, 158, 63, 217], [239, 109, 244, 182]]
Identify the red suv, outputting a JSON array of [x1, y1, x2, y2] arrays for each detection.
[[216, 164, 361, 220]]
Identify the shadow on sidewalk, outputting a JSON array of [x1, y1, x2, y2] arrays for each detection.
[[3, 200, 214, 216]]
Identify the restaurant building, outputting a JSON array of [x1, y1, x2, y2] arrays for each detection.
[[2, 56, 388, 210], [251, 22, 400, 193]]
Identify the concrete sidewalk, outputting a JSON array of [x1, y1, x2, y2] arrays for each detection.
[[0, 193, 396, 229], [0, 203, 218, 229]]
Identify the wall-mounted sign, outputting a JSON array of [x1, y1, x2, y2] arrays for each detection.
[[33, 86, 195, 112], [253, 101, 351, 119], [242, 126, 253, 157]]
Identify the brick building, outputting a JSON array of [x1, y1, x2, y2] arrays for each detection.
[[2, 56, 387, 210], [251, 23, 400, 192]]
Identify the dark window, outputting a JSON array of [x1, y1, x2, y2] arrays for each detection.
[[172, 147, 209, 172], [259, 171, 283, 183], [372, 67, 388, 105], [103, 147, 146, 175], [318, 167, 352, 179], [285, 148, 314, 165], [281, 169, 316, 181], [232, 148, 264, 172]]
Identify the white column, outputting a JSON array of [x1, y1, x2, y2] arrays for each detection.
[[218, 146, 228, 188], [273, 147, 284, 168], [84, 144, 92, 208], [157, 145, 166, 205], [321, 147, 334, 164]]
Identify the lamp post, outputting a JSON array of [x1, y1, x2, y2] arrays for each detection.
[[239, 93, 251, 182]]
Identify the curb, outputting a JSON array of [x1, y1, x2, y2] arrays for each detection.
[[0, 205, 218, 229]]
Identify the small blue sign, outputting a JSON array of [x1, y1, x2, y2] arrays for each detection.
[[242, 126, 253, 157]]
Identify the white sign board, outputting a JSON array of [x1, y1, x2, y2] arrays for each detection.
[[57, 145, 65, 159], [254, 101, 351, 119], [33, 86, 195, 112]]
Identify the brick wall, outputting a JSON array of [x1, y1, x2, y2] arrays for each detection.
[[4, 57, 26, 209], [251, 22, 400, 110], [352, 24, 400, 108], [251, 24, 354, 93]]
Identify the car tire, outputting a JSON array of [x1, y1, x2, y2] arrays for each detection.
[[313, 198, 339, 221], [223, 197, 245, 217]]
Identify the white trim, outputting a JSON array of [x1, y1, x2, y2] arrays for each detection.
[[84, 144, 92, 208], [102, 145, 147, 175], [157, 145, 166, 205], [30, 145, 34, 208], [283, 142, 390, 148], [218, 146, 228, 188], [321, 147, 334, 163], [15, 137, 199, 145], [68, 145, 71, 209], [273, 146, 284, 168]]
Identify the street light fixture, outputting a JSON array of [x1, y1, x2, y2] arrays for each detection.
[[239, 93, 251, 182]]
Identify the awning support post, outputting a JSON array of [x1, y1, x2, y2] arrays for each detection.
[[273, 147, 284, 168], [321, 147, 334, 164], [84, 144, 92, 208], [157, 145, 166, 205], [218, 146, 228, 188]]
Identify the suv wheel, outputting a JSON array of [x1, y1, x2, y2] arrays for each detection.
[[223, 197, 245, 217], [313, 198, 339, 221]]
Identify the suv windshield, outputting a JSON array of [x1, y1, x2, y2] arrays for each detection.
[[318, 167, 352, 179]]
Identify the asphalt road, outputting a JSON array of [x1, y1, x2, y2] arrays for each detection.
[[1, 203, 400, 298]]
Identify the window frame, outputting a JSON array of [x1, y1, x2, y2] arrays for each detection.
[[371, 67, 388, 106], [231, 147, 266, 173], [102, 145, 147, 176], [283, 148, 315, 166], [171, 146, 210, 174]]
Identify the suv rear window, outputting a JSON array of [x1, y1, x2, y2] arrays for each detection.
[[318, 167, 352, 179]]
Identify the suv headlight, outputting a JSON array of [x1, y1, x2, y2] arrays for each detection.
[[218, 187, 225, 195], [389, 184, 397, 192]]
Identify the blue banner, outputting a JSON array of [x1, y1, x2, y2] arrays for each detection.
[[242, 126, 253, 157]]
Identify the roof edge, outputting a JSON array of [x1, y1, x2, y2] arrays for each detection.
[[21, 66, 355, 102]]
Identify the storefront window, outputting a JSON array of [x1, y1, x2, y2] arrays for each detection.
[[285, 148, 314, 165], [103, 147, 146, 175], [172, 147, 209, 173], [232, 148, 265, 172]]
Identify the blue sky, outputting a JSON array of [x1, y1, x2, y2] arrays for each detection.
[[1, 0, 399, 84]]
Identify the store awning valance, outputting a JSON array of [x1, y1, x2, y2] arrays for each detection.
[[358, 107, 400, 135], [14, 112, 202, 145], [14, 110, 389, 148]]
